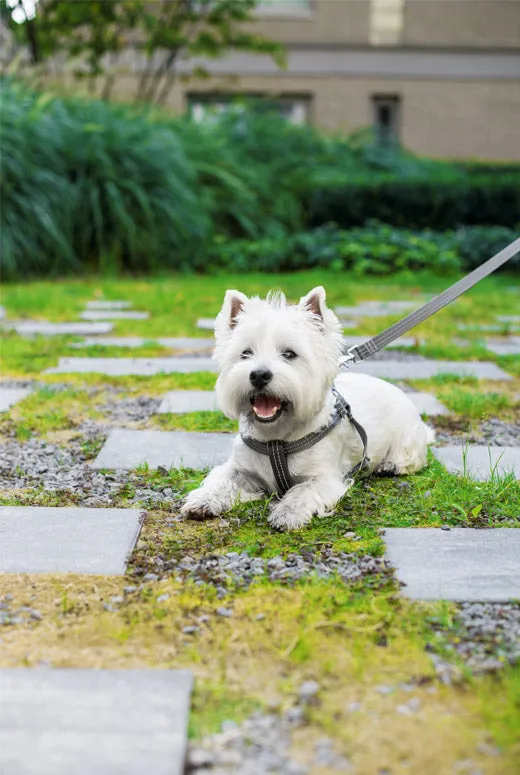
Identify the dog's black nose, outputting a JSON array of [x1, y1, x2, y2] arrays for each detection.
[[249, 368, 273, 389]]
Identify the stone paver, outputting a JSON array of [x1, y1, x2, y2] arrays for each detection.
[[335, 300, 420, 317], [406, 391, 449, 416], [0, 387, 31, 413], [44, 357, 217, 376], [432, 445, 520, 481], [0, 668, 193, 775], [0, 306, 5, 320], [92, 429, 233, 471], [158, 390, 220, 414], [383, 528, 520, 601], [80, 310, 149, 321], [458, 323, 520, 333], [0, 507, 142, 574], [158, 389, 447, 416], [497, 316, 520, 324], [2, 321, 113, 336], [86, 300, 132, 310], [344, 335, 419, 350], [197, 317, 216, 331], [348, 359, 511, 380], [485, 337, 520, 356], [72, 336, 214, 350]]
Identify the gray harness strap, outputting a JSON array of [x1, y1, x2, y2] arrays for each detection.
[[241, 389, 369, 497]]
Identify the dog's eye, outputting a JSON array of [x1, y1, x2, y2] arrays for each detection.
[[241, 348, 253, 359], [282, 349, 297, 360]]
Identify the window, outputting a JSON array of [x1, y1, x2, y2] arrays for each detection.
[[187, 94, 311, 126], [256, 0, 312, 15], [369, 0, 404, 46], [372, 95, 400, 144]]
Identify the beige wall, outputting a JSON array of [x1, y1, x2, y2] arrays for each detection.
[[181, 74, 520, 159], [404, 0, 520, 48], [247, 0, 371, 45], [44, 0, 520, 160]]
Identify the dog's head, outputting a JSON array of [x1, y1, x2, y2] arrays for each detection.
[[213, 286, 343, 431]]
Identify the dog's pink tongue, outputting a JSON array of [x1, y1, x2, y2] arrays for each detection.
[[253, 395, 281, 418]]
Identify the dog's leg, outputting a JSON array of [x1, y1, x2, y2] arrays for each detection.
[[268, 476, 352, 531], [180, 462, 263, 521]]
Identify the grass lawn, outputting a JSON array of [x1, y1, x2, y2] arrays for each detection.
[[1, 269, 519, 773]]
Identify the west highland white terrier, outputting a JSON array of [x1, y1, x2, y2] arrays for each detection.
[[181, 286, 434, 531]]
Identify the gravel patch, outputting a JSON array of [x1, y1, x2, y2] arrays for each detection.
[[0, 432, 182, 509], [98, 394, 162, 423], [0, 595, 44, 627], [434, 418, 520, 446], [429, 602, 520, 676], [187, 693, 350, 774], [130, 548, 391, 593]]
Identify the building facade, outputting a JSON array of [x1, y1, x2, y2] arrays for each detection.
[[173, 0, 520, 160]]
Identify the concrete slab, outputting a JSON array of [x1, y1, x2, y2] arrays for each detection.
[[335, 301, 420, 317], [458, 323, 520, 333], [71, 336, 214, 351], [0, 668, 193, 775], [2, 321, 113, 336], [343, 335, 419, 350], [0, 507, 142, 574], [0, 387, 31, 413], [348, 360, 511, 380], [44, 357, 217, 376], [432, 445, 520, 481], [406, 391, 449, 416], [0, 306, 5, 320], [485, 337, 520, 356], [383, 528, 520, 601], [92, 429, 233, 471], [497, 316, 520, 324], [158, 390, 220, 414], [80, 310, 149, 320], [85, 300, 132, 310], [197, 318, 216, 331]]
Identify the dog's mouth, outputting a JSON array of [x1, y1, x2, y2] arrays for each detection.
[[250, 394, 287, 423]]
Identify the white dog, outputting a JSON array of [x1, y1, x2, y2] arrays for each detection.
[[181, 286, 434, 531]]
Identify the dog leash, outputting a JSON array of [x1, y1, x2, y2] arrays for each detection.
[[241, 388, 369, 497], [342, 237, 520, 365]]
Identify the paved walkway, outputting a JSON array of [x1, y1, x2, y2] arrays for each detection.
[[1, 293, 519, 772], [0, 669, 193, 775]]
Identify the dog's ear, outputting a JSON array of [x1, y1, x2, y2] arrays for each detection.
[[218, 289, 248, 331], [299, 286, 327, 321]]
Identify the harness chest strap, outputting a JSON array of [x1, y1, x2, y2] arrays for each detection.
[[241, 389, 369, 497]]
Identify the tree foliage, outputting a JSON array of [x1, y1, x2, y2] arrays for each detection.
[[0, 0, 284, 104]]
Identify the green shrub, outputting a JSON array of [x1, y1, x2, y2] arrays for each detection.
[[305, 172, 520, 231], [452, 226, 520, 270], [1, 79, 208, 278], [1, 79, 518, 279], [209, 222, 463, 274], [208, 222, 519, 275]]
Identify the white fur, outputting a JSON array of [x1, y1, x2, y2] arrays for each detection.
[[180, 286, 434, 531]]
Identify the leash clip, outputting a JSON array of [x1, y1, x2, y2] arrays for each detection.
[[339, 347, 357, 369]]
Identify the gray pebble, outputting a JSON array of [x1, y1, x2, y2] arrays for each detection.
[[298, 680, 320, 702], [216, 607, 233, 618]]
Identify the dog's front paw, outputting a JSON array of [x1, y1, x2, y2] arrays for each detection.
[[268, 501, 313, 532], [180, 489, 222, 521]]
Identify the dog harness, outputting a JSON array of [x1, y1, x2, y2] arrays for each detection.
[[240, 388, 369, 498]]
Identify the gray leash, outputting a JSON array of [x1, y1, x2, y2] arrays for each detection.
[[343, 237, 520, 365]]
